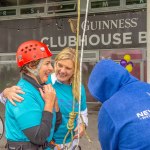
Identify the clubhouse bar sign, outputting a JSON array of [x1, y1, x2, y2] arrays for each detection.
[[0, 10, 146, 52], [42, 10, 146, 50]]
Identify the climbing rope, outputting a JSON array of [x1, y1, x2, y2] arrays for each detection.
[[77, 0, 91, 145], [63, 112, 78, 149], [63, 0, 80, 147], [63, 0, 92, 149]]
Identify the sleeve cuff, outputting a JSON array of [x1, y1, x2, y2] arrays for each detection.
[[0, 92, 7, 104], [43, 111, 53, 123]]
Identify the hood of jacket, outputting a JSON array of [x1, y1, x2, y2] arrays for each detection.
[[88, 59, 138, 103]]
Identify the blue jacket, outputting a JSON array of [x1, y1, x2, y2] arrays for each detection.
[[88, 59, 150, 150]]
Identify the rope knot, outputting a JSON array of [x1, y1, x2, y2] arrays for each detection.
[[67, 112, 77, 130]]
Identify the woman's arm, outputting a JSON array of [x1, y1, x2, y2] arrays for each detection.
[[80, 108, 88, 126], [54, 98, 62, 131], [55, 110, 62, 132], [23, 111, 53, 145], [1, 86, 24, 106], [74, 85, 88, 139], [74, 108, 88, 139]]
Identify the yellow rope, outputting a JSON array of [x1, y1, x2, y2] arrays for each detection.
[[63, 0, 92, 148], [80, 115, 93, 143], [63, 113, 93, 148], [73, 0, 81, 111], [63, 112, 78, 148], [67, 112, 78, 130], [63, 0, 81, 144]]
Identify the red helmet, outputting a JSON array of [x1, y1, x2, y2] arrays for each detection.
[[16, 40, 52, 67]]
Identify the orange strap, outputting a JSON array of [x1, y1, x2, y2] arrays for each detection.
[[49, 141, 61, 150]]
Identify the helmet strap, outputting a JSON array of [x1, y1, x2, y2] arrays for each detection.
[[26, 59, 44, 84]]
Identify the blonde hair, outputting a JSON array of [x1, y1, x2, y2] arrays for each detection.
[[55, 47, 80, 101]]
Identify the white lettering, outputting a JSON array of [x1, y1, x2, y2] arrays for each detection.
[[123, 32, 132, 44], [137, 112, 144, 118], [139, 32, 147, 43], [41, 31, 143, 49], [41, 37, 49, 47], [137, 109, 150, 120], [131, 18, 138, 27], [68, 36, 76, 46], [119, 19, 125, 29], [58, 36, 67, 47], [81, 21, 89, 31], [81, 18, 139, 31], [101, 34, 111, 45], [103, 1, 108, 7], [90, 21, 98, 30], [113, 33, 121, 44], [50, 37, 57, 47], [89, 34, 100, 46]]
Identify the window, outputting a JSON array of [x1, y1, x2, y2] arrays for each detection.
[[126, 0, 147, 5], [91, 0, 120, 8]]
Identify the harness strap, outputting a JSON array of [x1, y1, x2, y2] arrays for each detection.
[[7, 141, 42, 150], [48, 140, 61, 150], [7, 140, 61, 150]]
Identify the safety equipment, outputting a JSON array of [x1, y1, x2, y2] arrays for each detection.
[[16, 40, 52, 67]]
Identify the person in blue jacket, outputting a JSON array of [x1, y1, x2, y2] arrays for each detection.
[[88, 59, 150, 150], [5, 40, 62, 150], [1, 47, 88, 150]]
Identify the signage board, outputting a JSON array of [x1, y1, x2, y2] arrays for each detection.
[[0, 10, 146, 52]]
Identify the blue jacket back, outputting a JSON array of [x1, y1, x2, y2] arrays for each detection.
[[88, 59, 150, 150]]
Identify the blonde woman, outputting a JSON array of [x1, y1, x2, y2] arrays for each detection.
[[49, 47, 88, 149]]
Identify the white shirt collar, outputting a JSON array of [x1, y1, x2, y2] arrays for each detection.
[[51, 73, 57, 85], [51, 73, 72, 85]]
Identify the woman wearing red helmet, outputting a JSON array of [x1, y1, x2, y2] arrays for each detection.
[[1, 47, 87, 150], [4, 40, 62, 150]]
